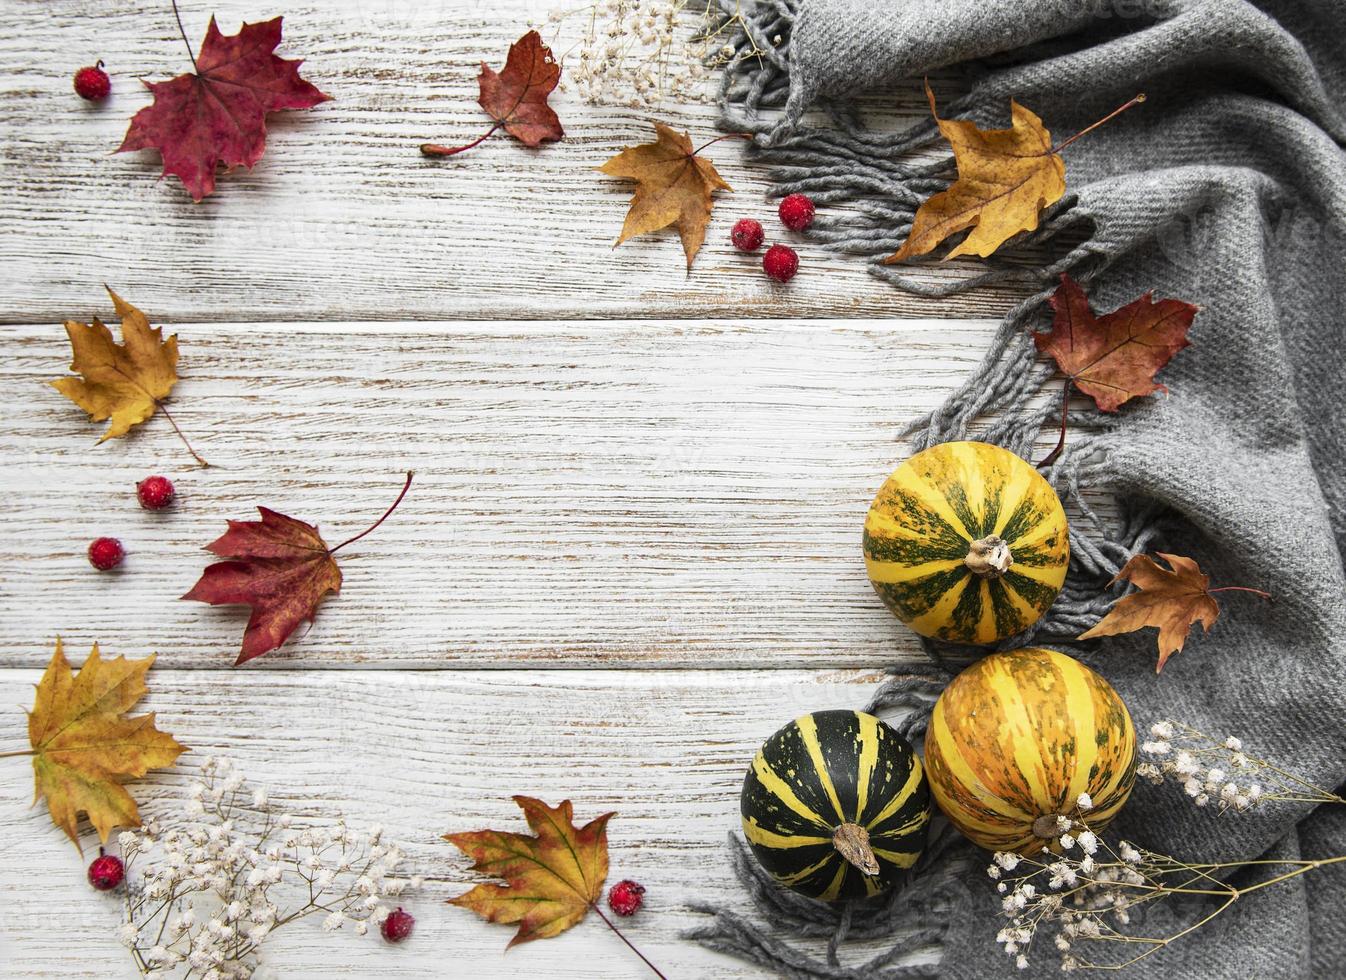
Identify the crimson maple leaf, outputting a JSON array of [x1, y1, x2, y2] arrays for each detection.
[[421, 30, 563, 157], [118, 16, 330, 201], [183, 474, 412, 665], [1034, 273, 1197, 412]]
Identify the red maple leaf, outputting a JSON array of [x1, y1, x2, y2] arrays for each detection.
[[183, 474, 412, 665], [117, 16, 330, 201], [421, 30, 563, 157], [1034, 273, 1197, 412]]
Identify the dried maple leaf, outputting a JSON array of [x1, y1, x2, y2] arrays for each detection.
[[50, 287, 207, 466], [25, 638, 186, 850], [1036, 273, 1197, 412], [1079, 553, 1269, 672], [447, 796, 614, 947], [421, 30, 563, 157], [598, 123, 735, 269], [885, 85, 1144, 263], [183, 473, 413, 665], [117, 16, 330, 201]]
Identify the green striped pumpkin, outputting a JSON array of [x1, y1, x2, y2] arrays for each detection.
[[863, 440, 1070, 646], [741, 710, 931, 901]]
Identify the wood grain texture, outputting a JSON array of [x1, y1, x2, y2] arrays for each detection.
[[1, 317, 1019, 670], [0, 0, 1033, 323], [0, 666, 946, 979]]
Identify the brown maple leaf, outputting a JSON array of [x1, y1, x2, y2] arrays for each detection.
[[183, 473, 413, 665], [1079, 553, 1269, 672], [1035, 273, 1197, 412], [885, 85, 1144, 263], [50, 287, 207, 466], [421, 30, 563, 157], [598, 123, 735, 269], [117, 16, 330, 201], [25, 639, 187, 850], [447, 796, 614, 947]]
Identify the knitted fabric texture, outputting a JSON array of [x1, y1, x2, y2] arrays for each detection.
[[688, 1, 1346, 976]]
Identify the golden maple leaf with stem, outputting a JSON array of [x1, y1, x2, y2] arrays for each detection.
[[49, 287, 208, 467], [599, 124, 749, 270], [0, 639, 187, 850], [446, 796, 666, 977], [1079, 553, 1271, 673], [885, 83, 1146, 263]]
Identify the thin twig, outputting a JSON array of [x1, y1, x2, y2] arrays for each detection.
[[328, 472, 415, 555], [170, 0, 198, 71], [592, 903, 668, 979]]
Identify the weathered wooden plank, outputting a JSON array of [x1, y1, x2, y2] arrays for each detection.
[[0, 665, 932, 978], [0, 0, 1028, 323], [0, 318, 1036, 670]]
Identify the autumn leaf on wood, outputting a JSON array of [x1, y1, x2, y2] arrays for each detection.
[[25, 638, 186, 850], [599, 123, 735, 269], [1035, 273, 1197, 412], [885, 84, 1144, 263], [1079, 553, 1269, 672], [50, 287, 207, 466], [117, 16, 329, 201], [183, 473, 413, 665], [421, 30, 563, 157], [447, 796, 614, 946]]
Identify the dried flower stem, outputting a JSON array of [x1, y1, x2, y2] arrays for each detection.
[[592, 903, 669, 979]]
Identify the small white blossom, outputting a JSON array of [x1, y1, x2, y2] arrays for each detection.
[[322, 912, 344, 933], [1224, 736, 1242, 751], [1075, 793, 1093, 811], [1150, 721, 1175, 739], [1077, 831, 1098, 855]]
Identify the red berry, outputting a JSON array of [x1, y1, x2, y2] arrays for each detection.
[[381, 907, 414, 943], [778, 193, 816, 231], [762, 244, 799, 283], [607, 879, 645, 917], [731, 218, 765, 252], [136, 475, 176, 510], [74, 62, 110, 102], [88, 850, 124, 891], [87, 537, 125, 571]]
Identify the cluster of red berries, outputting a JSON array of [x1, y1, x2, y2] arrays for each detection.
[[87, 475, 177, 572], [730, 193, 816, 283]]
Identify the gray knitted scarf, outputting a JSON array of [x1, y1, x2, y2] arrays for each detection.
[[687, 1, 1346, 977]]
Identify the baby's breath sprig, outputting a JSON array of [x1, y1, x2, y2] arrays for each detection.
[[542, 0, 774, 107], [987, 723, 1346, 972], [1139, 720, 1346, 810], [114, 757, 422, 979]]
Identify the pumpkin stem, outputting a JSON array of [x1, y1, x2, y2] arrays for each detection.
[[1032, 813, 1071, 840], [832, 822, 880, 876], [965, 535, 1013, 578]]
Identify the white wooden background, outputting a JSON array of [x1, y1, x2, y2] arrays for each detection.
[[0, 2, 1034, 976]]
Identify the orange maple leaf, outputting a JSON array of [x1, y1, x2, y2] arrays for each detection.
[[1079, 553, 1268, 672]]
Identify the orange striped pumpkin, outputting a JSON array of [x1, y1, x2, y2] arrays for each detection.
[[924, 648, 1135, 854]]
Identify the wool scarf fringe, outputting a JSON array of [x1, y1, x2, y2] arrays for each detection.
[[688, 1, 1176, 972]]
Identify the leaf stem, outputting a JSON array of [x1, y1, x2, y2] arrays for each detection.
[[1037, 379, 1072, 468], [592, 903, 668, 980], [155, 401, 209, 468], [420, 124, 501, 157], [692, 132, 753, 155], [170, 0, 198, 72], [1050, 93, 1146, 155], [0, 749, 35, 759], [1208, 586, 1272, 599], [328, 472, 414, 555]]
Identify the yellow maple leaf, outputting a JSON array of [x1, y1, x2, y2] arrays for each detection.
[[25, 638, 187, 849], [49, 287, 208, 465], [599, 122, 731, 269], [446, 796, 614, 947], [885, 81, 1065, 263]]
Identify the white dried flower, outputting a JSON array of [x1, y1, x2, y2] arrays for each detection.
[[1075, 792, 1093, 811], [322, 911, 344, 933], [1150, 721, 1175, 739], [1224, 736, 1242, 751]]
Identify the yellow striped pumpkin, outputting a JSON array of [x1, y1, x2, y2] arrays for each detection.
[[924, 648, 1136, 854], [741, 710, 931, 901], [864, 440, 1070, 645]]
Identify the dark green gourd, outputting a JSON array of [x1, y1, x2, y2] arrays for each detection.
[[740, 710, 931, 901]]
